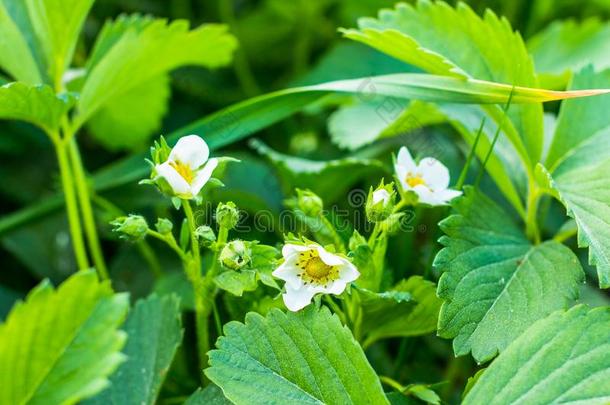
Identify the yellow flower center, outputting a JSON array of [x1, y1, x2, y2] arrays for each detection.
[[170, 161, 194, 184], [297, 249, 339, 286], [406, 172, 426, 188], [304, 257, 332, 278]]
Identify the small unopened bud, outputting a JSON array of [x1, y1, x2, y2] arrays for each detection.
[[295, 189, 323, 216], [155, 218, 173, 234], [111, 215, 148, 241], [219, 240, 251, 270], [366, 181, 395, 222], [216, 202, 239, 229], [195, 225, 216, 246]]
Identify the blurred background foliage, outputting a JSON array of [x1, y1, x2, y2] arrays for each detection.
[[1, 0, 609, 403]]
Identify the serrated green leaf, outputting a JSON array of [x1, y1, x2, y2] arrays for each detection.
[[528, 19, 610, 89], [205, 307, 389, 405], [185, 385, 231, 405], [342, 0, 544, 166], [24, 0, 94, 85], [361, 276, 442, 348], [435, 187, 584, 363], [84, 294, 183, 405], [544, 67, 610, 288], [87, 74, 170, 151], [0, 270, 129, 404], [76, 17, 237, 124], [463, 305, 610, 404], [0, 1, 42, 83], [0, 82, 72, 133]]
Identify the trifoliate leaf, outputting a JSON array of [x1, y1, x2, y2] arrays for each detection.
[[84, 294, 183, 405], [77, 15, 237, 123], [0, 82, 73, 133], [0, 270, 129, 404], [463, 305, 610, 404], [543, 67, 610, 288], [435, 187, 584, 363], [205, 306, 389, 405]]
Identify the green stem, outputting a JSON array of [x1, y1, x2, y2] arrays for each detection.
[[525, 178, 542, 244], [146, 229, 188, 261], [68, 138, 109, 279], [54, 138, 89, 270], [320, 215, 346, 253], [182, 200, 201, 270], [379, 375, 405, 393]]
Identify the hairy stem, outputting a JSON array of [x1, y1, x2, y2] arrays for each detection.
[[68, 138, 109, 279], [525, 178, 542, 244]]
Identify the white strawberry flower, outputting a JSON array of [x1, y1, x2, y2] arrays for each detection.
[[155, 135, 218, 199], [394, 146, 461, 206], [272, 243, 360, 311]]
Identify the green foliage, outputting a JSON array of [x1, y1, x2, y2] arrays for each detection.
[[0, 270, 129, 404], [355, 276, 442, 347], [84, 294, 183, 405], [342, 0, 543, 166], [24, 0, 94, 85], [435, 188, 584, 362], [206, 306, 389, 405], [76, 16, 238, 124], [528, 19, 610, 88], [87, 74, 170, 151], [0, 82, 72, 133], [543, 67, 610, 288], [0, 1, 41, 83], [185, 385, 231, 405], [463, 306, 610, 404]]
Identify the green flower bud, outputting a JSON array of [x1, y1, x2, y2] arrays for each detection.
[[216, 202, 239, 229], [365, 181, 395, 222], [111, 215, 148, 241], [295, 188, 323, 217], [195, 225, 216, 246], [219, 240, 251, 270], [155, 218, 173, 234]]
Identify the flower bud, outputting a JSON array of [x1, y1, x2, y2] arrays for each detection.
[[295, 188, 323, 217], [216, 202, 239, 229], [111, 215, 148, 241], [366, 181, 395, 222], [195, 225, 216, 246], [219, 240, 251, 270], [155, 218, 173, 235]]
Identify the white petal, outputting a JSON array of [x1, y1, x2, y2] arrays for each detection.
[[412, 184, 439, 206], [282, 284, 316, 311], [281, 243, 310, 258], [190, 158, 218, 196], [338, 261, 360, 283], [272, 256, 303, 289], [316, 246, 344, 266], [396, 146, 417, 172], [419, 157, 450, 190], [156, 162, 191, 196], [372, 189, 390, 204], [324, 279, 348, 295], [169, 135, 210, 169], [435, 189, 462, 204]]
